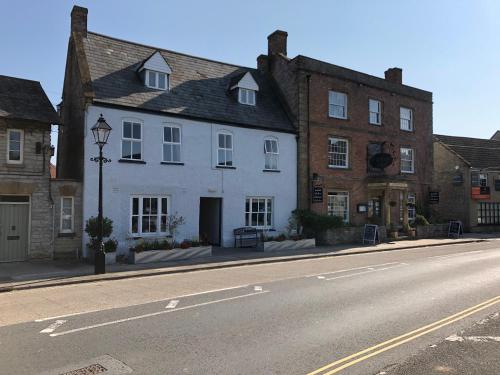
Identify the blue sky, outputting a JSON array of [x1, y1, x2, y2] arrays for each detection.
[[1, 0, 499, 160]]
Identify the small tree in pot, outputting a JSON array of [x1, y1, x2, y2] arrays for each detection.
[[85, 216, 114, 255], [165, 212, 185, 246]]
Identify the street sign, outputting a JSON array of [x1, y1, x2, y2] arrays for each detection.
[[448, 221, 462, 238], [363, 224, 379, 245]]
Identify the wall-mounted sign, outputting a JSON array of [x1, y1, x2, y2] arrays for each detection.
[[312, 186, 323, 203], [429, 191, 440, 203], [369, 153, 393, 170], [471, 186, 491, 200], [357, 204, 368, 213]]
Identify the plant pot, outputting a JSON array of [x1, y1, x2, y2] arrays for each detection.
[[105, 252, 116, 265]]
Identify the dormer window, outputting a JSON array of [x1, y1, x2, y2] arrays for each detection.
[[137, 51, 172, 91], [146, 70, 169, 90], [239, 88, 256, 106]]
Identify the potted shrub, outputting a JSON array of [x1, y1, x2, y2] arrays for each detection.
[[85, 216, 114, 262], [104, 238, 118, 264]]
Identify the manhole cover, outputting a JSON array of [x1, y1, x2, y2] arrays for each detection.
[[60, 364, 107, 375]]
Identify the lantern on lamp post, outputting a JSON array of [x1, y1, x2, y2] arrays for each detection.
[[90, 114, 112, 274]]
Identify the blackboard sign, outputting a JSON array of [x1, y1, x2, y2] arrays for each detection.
[[448, 221, 463, 238], [312, 186, 323, 203], [429, 191, 440, 203], [363, 224, 379, 245], [495, 180, 500, 191]]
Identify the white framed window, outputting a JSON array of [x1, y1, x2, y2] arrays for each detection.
[[327, 192, 349, 223], [369, 99, 381, 125], [328, 91, 347, 119], [122, 120, 142, 160], [245, 197, 273, 229], [130, 196, 169, 236], [60, 196, 74, 233], [400, 192, 416, 223], [264, 138, 279, 170], [163, 125, 181, 163], [217, 132, 233, 167], [328, 137, 349, 168], [400, 107, 413, 131], [400, 147, 415, 173], [7, 129, 23, 164], [479, 173, 488, 187], [238, 88, 256, 105], [146, 70, 169, 90]]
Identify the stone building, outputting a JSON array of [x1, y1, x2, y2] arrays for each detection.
[[258, 30, 434, 228], [432, 134, 500, 231], [0, 75, 82, 261]]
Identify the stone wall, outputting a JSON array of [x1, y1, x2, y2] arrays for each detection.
[[415, 224, 449, 239], [318, 225, 387, 246], [51, 179, 83, 259]]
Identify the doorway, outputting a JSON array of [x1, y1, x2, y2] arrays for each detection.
[[0, 196, 30, 262], [199, 198, 222, 246]]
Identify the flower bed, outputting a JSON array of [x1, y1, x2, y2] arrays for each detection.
[[128, 245, 212, 264], [259, 238, 316, 252]]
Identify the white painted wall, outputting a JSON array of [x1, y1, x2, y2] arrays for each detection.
[[83, 105, 297, 255]]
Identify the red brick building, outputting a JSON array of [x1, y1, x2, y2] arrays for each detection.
[[258, 31, 433, 228]]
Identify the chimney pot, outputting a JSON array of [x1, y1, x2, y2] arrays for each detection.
[[384, 67, 402, 84], [71, 6, 88, 37], [267, 30, 288, 57]]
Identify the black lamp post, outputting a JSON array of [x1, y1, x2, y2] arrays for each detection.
[[90, 114, 112, 274]]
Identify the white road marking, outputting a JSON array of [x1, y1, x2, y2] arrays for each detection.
[[50, 290, 269, 337], [34, 284, 250, 322], [165, 300, 179, 309], [254, 286, 263, 292], [304, 262, 400, 278], [446, 334, 500, 343], [324, 263, 407, 281], [40, 320, 66, 334], [317, 276, 325, 279]]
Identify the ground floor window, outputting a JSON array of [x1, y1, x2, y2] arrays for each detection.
[[477, 202, 500, 225], [60, 197, 74, 233], [245, 197, 273, 229], [400, 192, 416, 223], [327, 192, 349, 223], [130, 196, 169, 235]]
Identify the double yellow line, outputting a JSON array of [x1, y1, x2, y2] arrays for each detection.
[[307, 295, 500, 375]]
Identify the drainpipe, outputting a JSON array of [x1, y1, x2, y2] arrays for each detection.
[[306, 74, 311, 210]]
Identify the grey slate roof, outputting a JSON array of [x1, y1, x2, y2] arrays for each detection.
[[83, 33, 294, 133], [0, 75, 59, 124], [434, 134, 500, 169]]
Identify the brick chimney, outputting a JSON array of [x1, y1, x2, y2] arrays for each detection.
[[71, 6, 88, 37], [268, 30, 288, 56], [257, 54, 269, 72], [384, 67, 402, 84]]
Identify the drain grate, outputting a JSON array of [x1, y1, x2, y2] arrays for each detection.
[[60, 364, 107, 375]]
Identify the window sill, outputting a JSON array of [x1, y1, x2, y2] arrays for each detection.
[[58, 232, 76, 238], [327, 166, 351, 170], [400, 128, 414, 133], [161, 162, 184, 166], [130, 233, 171, 239], [6, 162, 25, 168], [263, 169, 280, 173], [216, 165, 236, 170], [401, 171, 415, 175], [119, 159, 146, 164], [328, 116, 349, 121]]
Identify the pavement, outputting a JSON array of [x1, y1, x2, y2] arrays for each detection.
[[1, 240, 500, 374], [0, 233, 496, 292]]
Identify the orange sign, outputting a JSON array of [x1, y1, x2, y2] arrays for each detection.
[[471, 187, 491, 200]]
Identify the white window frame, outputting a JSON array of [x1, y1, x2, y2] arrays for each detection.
[[7, 129, 24, 164], [328, 91, 348, 119], [264, 138, 279, 170], [162, 125, 182, 163], [145, 70, 169, 90], [130, 196, 170, 236], [238, 88, 256, 106], [60, 196, 74, 233], [217, 131, 234, 167], [400, 107, 413, 131], [400, 192, 416, 223], [479, 173, 488, 187], [121, 120, 143, 161], [245, 197, 274, 229], [369, 99, 382, 125], [400, 147, 415, 173], [327, 191, 349, 223], [328, 137, 349, 169]]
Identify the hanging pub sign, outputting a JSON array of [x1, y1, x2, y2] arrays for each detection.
[[312, 186, 323, 203], [363, 224, 379, 245], [369, 153, 393, 170], [428, 191, 440, 203]]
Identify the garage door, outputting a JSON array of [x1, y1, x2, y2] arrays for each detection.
[[0, 196, 29, 262]]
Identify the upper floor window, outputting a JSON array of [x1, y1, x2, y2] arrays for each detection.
[[329, 91, 347, 119], [122, 121, 142, 160], [471, 172, 488, 187], [217, 132, 233, 167], [328, 137, 349, 168], [400, 147, 414, 173], [146, 70, 169, 90], [264, 138, 279, 170], [400, 107, 413, 131], [369, 99, 382, 125], [163, 125, 181, 163], [7, 129, 23, 164], [60, 196, 74, 233], [239, 88, 256, 105]]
